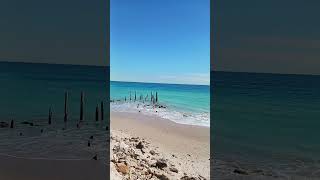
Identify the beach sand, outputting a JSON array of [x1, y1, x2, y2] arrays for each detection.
[[0, 155, 108, 180], [110, 111, 210, 179]]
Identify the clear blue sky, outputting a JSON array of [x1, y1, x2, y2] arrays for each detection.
[[110, 0, 210, 85]]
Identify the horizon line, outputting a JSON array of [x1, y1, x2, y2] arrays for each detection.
[[212, 69, 320, 77], [110, 80, 210, 86], [0, 60, 109, 67]]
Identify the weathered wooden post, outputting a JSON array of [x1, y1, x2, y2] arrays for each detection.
[[95, 105, 99, 121], [101, 101, 104, 121], [156, 92, 158, 103], [80, 92, 84, 122], [48, 107, 52, 125], [10, 120, 14, 128], [134, 91, 137, 101], [64, 91, 68, 123]]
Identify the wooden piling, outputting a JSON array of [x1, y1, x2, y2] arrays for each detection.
[[95, 105, 99, 121], [64, 91, 68, 123], [101, 101, 104, 121], [10, 120, 14, 128], [48, 107, 52, 125], [80, 92, 84, 121]]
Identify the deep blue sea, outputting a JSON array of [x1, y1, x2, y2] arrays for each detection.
[[0, 61, 109, 162], [110, 81, 210, 127], [212, 71, 320, 179]]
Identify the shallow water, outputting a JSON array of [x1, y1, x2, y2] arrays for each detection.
[[110, 81, 210, 127]]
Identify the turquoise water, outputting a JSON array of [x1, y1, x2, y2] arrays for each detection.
[[0, 62, 109, 161], [212, 71, 320, 179], [110, 81, 210, 127]]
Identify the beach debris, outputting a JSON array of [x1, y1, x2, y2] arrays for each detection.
[[0, 122, 9, 128], [10, 120, 14, 128]]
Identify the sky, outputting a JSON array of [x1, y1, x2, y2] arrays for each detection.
[[110, 0, 210, 85], [0, 0, 108, 66], [212, 0, 320, 75]]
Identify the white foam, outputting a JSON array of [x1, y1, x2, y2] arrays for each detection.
[[111, 101, 210, 127]]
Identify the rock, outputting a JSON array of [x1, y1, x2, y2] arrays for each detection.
[[40, 129, 43, 133], [0, 122, 9, 128], [155, 159, 167, 169], [150, 150, 156, 155], [19, 132, 23, 136], [169, 167, 178, 173], [116, 163, 129, 175], [136, 142, 144, 149], [233, 169, 249, 175], [87, 140, 91, 147], [92, 155, 97, 160], [155, 173, 170, 180], [181, 176, 197, 180], [90, 135, 94, 139]]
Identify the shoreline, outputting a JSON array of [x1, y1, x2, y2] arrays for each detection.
[[110, 111, 210, 179]]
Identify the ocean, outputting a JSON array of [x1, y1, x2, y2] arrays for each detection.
[[212, 71, 320, 179], [0, 61, 109, 162], [110, 81, 210, 127]]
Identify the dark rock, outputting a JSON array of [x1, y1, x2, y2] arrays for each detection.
[[150, 150, 156, 155], [136, 142, 144, 149], [106, 126, 109, 131], [88, 140, 91, 147], [40, 129, 43, 133], [92, 155, 97, 160], [181, 176, 197, 180], [155, 159, 167, 169], [0, 122, 9, 128], [169, 167, 178, 173], [233, 169, 249, 175], [155, 174, 169, 180], [90, 135, 94, 139]]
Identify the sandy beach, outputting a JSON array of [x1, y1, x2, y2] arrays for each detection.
[[0, 155, 107, 180], [110, 111, 210, 179]]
